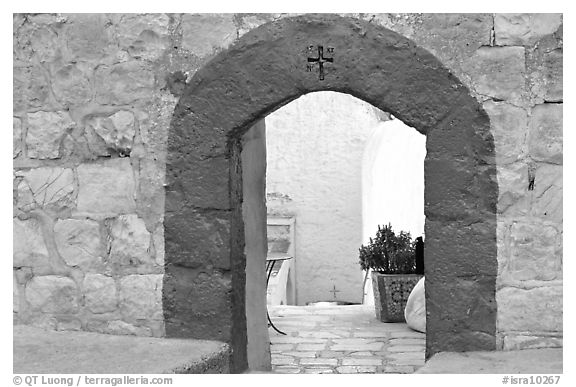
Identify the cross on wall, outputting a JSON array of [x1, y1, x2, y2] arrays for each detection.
[[307, 45, 334, 81], [329, 285, 340, 300]]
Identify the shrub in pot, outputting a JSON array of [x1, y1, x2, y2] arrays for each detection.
[[359, 224, 423, 322]]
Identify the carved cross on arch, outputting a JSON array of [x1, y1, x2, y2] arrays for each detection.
[[307, 45, 334, 81]]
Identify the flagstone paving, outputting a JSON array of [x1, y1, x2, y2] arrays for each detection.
[[268, 304, 425, 374]]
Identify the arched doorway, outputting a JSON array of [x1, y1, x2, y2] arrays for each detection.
[[163, 14, 498, 372]]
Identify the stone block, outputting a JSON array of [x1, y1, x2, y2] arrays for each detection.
[[494, 14, 562, 46], [105, 320, 153, 336], [56, 318, 82, 331], [303, 368, 334, 374], [299, 358, 338, 366], [13, 273, 20, 314], [483, 101, 528, 164], [85, 111, 136, 155], [63, 14, 115, 61], [77, 158, 136, 214], [22, 24, 61, 63], [13, 65, 51, 112], [530, 163, 562, 222], [336, 366, 377, 373], [116, 14, 170, 61], [271, 356, 296, 366], [14, 117, 22, 158], [26, 111, 75, 159], [342, 358, 383, 366], [54, 218, 103, 271], [171, 155, 230, 210], [528, 47, 562, 102], [108, 214, 153, 268], [503, 334, 562, 350], [181, 14, 236, 57], [463, 47, 526, 105], [86, 319, 153, 337], [18, 167, 75, 209], [272, 366, 300, 374], [162, 266, 232, 340], [51, 62, 92, 107], [412, 14, 492, 80], [152, 227, 165, 266], [25, 275, 80, 314], [29, 315, 57, 330], [119, 274, 163, 321], [236, 14, 277, 37], [503, 220, 562, 281], [13, 218, 49, 269], [136, 158, 166, 228], [496, 162, 530, 216], [528, 104, 562, 164], [497, 286, 562, 332], [95, 61, 155, 105], [83, 274, 117, 313], [164, 208, 231, 269]]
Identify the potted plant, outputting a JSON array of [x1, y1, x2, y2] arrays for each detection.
[[359, 224, 423, 322]]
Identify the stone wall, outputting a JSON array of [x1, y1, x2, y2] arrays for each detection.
[[13, 13, 562, 351], [265, 92, 385, 305]]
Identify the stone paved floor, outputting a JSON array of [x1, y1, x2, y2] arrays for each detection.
[[268, 304, 425, 374]]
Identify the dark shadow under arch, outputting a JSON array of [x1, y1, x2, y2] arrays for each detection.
[[164, 14, 498, 372]]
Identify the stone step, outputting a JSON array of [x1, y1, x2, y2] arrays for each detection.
[[13, 325, 230, 374]]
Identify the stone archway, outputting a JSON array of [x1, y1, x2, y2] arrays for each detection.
[[164, 14, 498, 372]]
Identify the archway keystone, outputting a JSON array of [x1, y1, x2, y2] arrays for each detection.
[[164, 14, 498, 372]]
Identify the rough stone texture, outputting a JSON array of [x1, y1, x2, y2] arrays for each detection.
[[463, 46, 526, 105], [13, 64, 52, 112], [25, 275, 80, 314], [54, 219, 103, 270], [18, 167, 75, 209], [51, 62, 93, 106], [528, 45, 563, 103], [95, 61, 155, 105], [119, 274, 163, 321], [116, 14, 170, 61], [57, 318, 82, 331], [26, 111, 75, 159], [497, 286, 562, 333], [83, 274, 117, 313], [77, 158, 136, 214], [13, 117, 22, 158], [530, 163, 562, 221], [501, 220, 562, 282], [503, 334, 562, 351], [494, 14, 562, 47], [483, 101, 528, 164], [108, 214, 154, 268], [164, 208, 232, 269], [14, 273, 20, 314], [496, 162, 530, 217], [13, 217, 49, 269], [181, 14, 236, 57], [417, 348, 562, 374], [528, 104, 562, 164], [85, 111, 136, 155], [105, 321, 153, 336], [401, 14, 492, 85], [14, 325, 230, 374], [63, 14, 116, 62]]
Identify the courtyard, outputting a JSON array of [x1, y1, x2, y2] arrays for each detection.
[[268, 304, 425, 374]]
